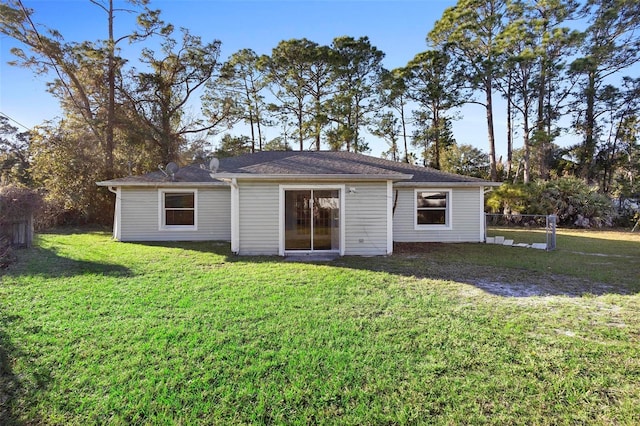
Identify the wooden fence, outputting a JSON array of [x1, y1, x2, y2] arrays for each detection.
[[0, 214, 34, 248]]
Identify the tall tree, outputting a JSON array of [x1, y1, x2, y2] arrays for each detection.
[[264, 39, 317, 151], [523, 0, 580, 180], [206, 49, 268, 153], [304, 44, 334, 150], [610, 115, 640, 198], [570, 0, 640, 181], [123, 30, 226, 164], [404, 49, 465, 169], [412, 114, 456, 168], [215, 134, 252, 158], [0, 116, 31, 185], [497, 14, 539, 183], [378, 68, 411, 162], [369, 111, 401, 161], [0, 0, 167, 179], [441, 142, 490, 178], [29, 119, 115, 223], [429, 0, 507, 181], [595, 78, 640, 193], [328, 36, 384, 153]]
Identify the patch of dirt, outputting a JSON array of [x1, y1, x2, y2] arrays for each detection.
[[465, 277, 625, 298], [391, 242, 628, 298]]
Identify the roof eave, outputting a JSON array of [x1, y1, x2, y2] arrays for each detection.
[[97, 180, 228, 187], [394, 180, 502, 188]]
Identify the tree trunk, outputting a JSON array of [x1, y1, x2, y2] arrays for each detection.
[[400, 96, 409, 163], [523, 115, 531, 184], [256, 117, 263, 151], [314, 78, 321, 151], [252, 87, 263, 151], [353, 102, 360, 153], [506, 75, 513, 180], [106, 0, 115, 179], [248, 112, 256, 153], [536, 56, 548, 180], [297, 99, 304, 151], [485, 79, 498, 181], [581, 70, 596, 181], [433, 108, 441, 170], [314, 94, 321, 150], [244, 79, 255, 153]]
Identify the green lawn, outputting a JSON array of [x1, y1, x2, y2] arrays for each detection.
[[1, 229, 639, 424]]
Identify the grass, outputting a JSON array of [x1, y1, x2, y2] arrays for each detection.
[[1, 228, 639, 424]]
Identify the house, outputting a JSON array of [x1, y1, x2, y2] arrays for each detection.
[[97, 151, 499, 256]]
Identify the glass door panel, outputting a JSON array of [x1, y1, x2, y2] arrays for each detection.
[[313, 190, 339, 251], [285, 189, 340, 252], [285, 190, 311, 250]]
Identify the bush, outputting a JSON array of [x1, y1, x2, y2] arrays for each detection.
[[612, 199, 640, 227], [487, 177, 615, 228], [33, 195, 68, 231]]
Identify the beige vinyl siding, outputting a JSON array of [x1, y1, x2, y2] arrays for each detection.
[[237, 181, 280, 255], [119, 187, 230, 241], [393, 187, 483, 242], [344, 181, 390, 256]]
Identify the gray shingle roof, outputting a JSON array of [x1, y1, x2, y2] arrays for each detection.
[[98, 151, 493, 186]]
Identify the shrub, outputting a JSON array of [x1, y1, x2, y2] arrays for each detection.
[[485, 183, 529, 214], [487, 177, 615, 228], [33, 195, 68, 231]]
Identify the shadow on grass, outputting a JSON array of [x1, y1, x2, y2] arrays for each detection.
[[0, 323, 20, 425], [3, 245, 132, 279], [0, 314, 48, 426], [123, 240, 286, 265], [89, 238, 639, 298], [36, 225, 112, 236], [333, 242, 639, 298], [125, 240, 234, 255]]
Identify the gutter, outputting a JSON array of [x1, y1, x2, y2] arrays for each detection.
[[97, 181, 229, 188], [97, 173, 414, 187], [393, 181, 502, 188]]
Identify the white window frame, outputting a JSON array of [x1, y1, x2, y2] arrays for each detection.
[[158, 189, 198, 231], [414, 188, 452, 230]]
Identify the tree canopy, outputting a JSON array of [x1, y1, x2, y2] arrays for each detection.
[[2, 0, 639, 224]]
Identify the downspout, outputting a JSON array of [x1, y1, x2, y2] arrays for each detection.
[[219, 178, 239, 254], [480, 186, 486, 243], [107, 186, 120, 240], [392, 189, 399, 215], [387, 181, 394, 255]]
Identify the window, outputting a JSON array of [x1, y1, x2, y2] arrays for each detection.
[[160, 190, 197, 229], [415, 189, 451, 229]]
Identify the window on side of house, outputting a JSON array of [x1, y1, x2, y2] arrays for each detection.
[[160, 190, 197, 229], [415, 189, 451, 229]]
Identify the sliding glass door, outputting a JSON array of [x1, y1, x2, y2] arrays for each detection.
[[284, 189, 340, 252]]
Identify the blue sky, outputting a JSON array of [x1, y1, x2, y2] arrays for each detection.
[[1, 0, 515, 158]]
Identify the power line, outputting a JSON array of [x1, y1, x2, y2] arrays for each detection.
[[0, 111, 31, 131]]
